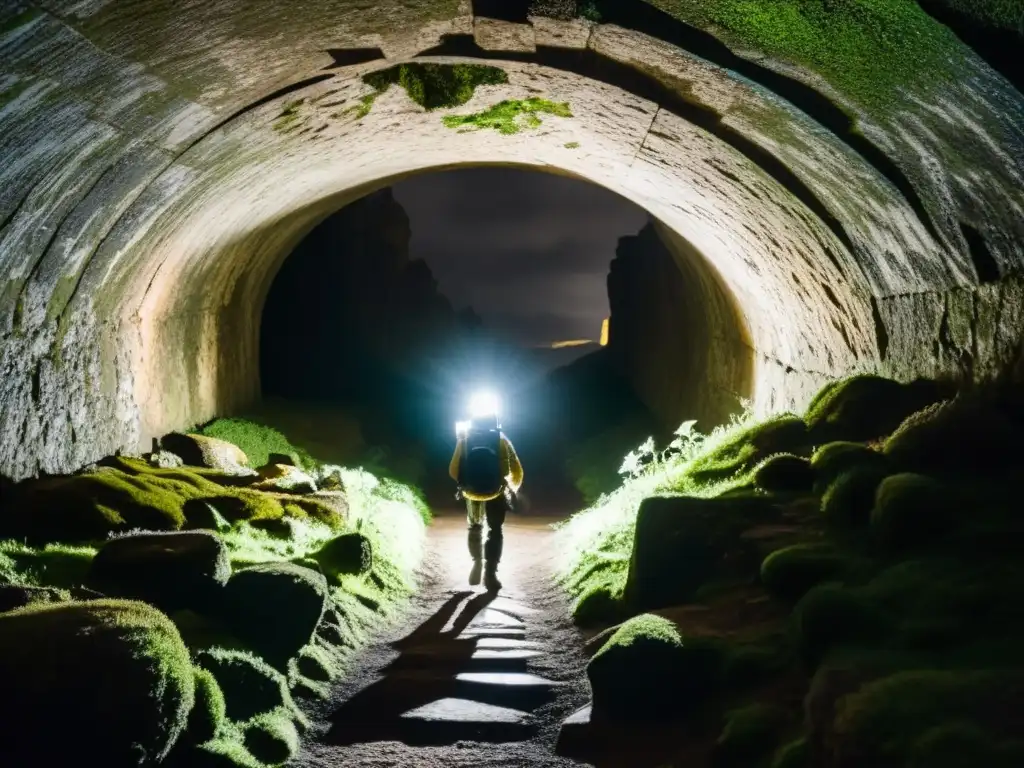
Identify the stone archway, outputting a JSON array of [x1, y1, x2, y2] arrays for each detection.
[[1, 3, 1021, 480]]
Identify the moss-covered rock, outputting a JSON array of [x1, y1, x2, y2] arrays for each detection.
[[187, 666, 227, 744], [810, 441, 888, 495], [760, 543, 861, 601], [0, 583, 72, 612], [883, 397, 1022, 477], [572, 582, 624, 626], [870, 473, 959, 553], [828, 669, 1024, 768], [805, 375, 946, 444], [362, 62, 508, 111], [688, 415, 810, 484], [222, 562, 328, 668], [194, 647, 299, 723], [624, 494, 777, 610], [312, 531, 373, 580], [755, 454, 815, 493], [821, 465, 890, 529], [713, 703, 791, 767], [794, 584, 891, 668], [244, 708, 301, 764], [161, 433, 251, 472], [87, 530, 230, 612], [252, 464, 317, 494], [587, 613, 724, 721], [170, 609, 248, 654], [0, 599, 194, 765]]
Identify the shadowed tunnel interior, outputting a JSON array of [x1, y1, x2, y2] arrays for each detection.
[[2, 2, 1024, 767]]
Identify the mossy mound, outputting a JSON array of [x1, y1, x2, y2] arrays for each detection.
[[0, 599, 194, 765], [688, 415, 809, 484], [805, 375, 945, 444], [572, 582, 624, 626], [312, 532, 373, 580], [194, 418, 314, 471], [0, 539, 96, 589], [187, 666, 227, 745], [760, 543, 863, 601], [244, 708, 301, 765], [87, 530, 230, 612], [829, 669, 1024, 767], [794, 583, 891, 669], [810, 441, 888, 495], [0, 583, 72, 612], [870, 473, 960, 553], [195, 647, 300, 723], [755, 454, 815, 493], [624, 494, 777, 610], [0, 459, 337, 543], [883, 396, 1023, 477], [222, 562, 328, 668], [587, 613, 724, 721], [821, 464, 890, 529], [713, 703, 791, 767]]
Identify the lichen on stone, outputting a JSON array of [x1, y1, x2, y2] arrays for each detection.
[[442, 98, 573, 135]]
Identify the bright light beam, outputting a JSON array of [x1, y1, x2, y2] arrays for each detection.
[[468, 389, 500, 418]]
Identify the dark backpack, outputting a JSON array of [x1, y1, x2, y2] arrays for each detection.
[[460, 426, 503, 497]]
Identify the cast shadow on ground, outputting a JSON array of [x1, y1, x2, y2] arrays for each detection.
[[325, 590, 550, 746]]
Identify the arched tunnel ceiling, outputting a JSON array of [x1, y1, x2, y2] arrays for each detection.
[[1, 0, 1023, 480]]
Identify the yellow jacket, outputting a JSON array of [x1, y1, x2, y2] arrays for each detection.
[[449, 433, 524, 501]]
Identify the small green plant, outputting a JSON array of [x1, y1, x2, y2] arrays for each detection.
[[578, 1, 602, 22], [564, 141, 581, 148], [442, 98, 572, 135]]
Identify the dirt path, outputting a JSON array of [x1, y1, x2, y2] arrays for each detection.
[[292, 509, 597, 768]]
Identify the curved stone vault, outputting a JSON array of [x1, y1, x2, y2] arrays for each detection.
[[1, 1, 1022, 480]]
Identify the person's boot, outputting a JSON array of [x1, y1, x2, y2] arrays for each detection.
[[483, 561, 502, 593], [468, 524, 483, 586]]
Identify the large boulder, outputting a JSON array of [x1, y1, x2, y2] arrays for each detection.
[[252, 464, 318, 494], [805, 376, 947, 444], [87, 531, 231, 612], [160, 433, 251, 473], [624, 494, 775, 610], [194, 647, 299, 722], [587, 613, 724, 721], [0, 599, 195, 765], [221, 562, 328, 667], [311, 532, 374, 580]]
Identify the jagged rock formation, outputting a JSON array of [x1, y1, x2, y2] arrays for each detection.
[[0, 2, 1022, 479], [261, 188, 463, 401], [606, 219, 751, 430]]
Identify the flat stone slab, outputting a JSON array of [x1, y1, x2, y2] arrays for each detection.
[[402, 697, 529, 724], [467, 608, 526, 630], [488, 597, 540, 617], [457, 672, 559, 687], [456, 628, 526, 640], [475, 637, 541, 649], [471, 649, 543, 661]]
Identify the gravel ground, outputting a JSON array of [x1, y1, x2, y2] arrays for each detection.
[[291, 508, 597, 768]]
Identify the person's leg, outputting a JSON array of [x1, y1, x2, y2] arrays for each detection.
[[466, 498, 484, 586], [483, 496, 507, 592]]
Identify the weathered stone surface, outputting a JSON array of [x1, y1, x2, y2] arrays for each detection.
[[0, 7, 1021, 478]]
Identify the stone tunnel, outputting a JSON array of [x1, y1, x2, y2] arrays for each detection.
[[1, 0, 1023, 482]]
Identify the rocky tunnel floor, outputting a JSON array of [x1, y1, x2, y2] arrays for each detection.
[[291, 510, 597, 768]]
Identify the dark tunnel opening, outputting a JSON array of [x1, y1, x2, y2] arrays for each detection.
[[258, 168, 725, 508]]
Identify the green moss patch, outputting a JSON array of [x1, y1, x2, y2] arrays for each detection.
[[361, 62, 508, 112], [443, 97, 573, 135], [0, 599, 195, 765], [714, 703, 792, 767], [196, 418, 315, 471], [644, 0, 965, 109]]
